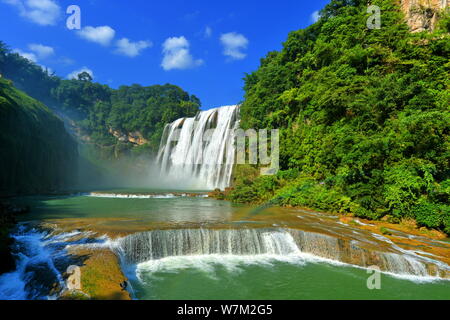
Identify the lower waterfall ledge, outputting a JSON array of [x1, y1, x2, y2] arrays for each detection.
[[110, 228, 450, 280]]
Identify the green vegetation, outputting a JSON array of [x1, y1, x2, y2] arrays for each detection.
[[0, 42, 201, 159], [232, 0, 450, 233], [380, 227, 392, 236], [0, 78, 78, 195]]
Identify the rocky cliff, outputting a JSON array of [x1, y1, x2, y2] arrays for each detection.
[[0, 79, 78, 196], [400, 0, 448, 32]]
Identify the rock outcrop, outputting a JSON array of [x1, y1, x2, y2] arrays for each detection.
[[400, 0, 448, 32], [109, 128, 148, 146]]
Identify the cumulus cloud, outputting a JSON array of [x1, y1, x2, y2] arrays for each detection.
[[67, 67, 94, 80], [28, 43, 54, 59], [220, 32, 248, 60], [311, 11, 320, 23], [77, 26, 116, 46], [161, 36, 203, 71], [115, 38, 152, 57], [2, 0, 61, 26], [13, 48, 37, 62]]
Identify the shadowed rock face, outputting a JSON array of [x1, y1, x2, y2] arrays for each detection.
[[400, 0, 448, 32]]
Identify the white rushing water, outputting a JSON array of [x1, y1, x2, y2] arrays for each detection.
[[86, 192, 209, 199], [0, 225, 102, 300], [112, 228, 450, 280], [2, 225, 448, 300], [157, 105, 240, 190]]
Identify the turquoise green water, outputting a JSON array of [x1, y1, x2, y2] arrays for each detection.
[[16, 193, 238, 223], [132, 257, 450, 300], [12, 193, 450, 300]]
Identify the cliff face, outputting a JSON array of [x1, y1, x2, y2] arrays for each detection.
[[0, 79, 78, 196], [400, 0, 448, 32]]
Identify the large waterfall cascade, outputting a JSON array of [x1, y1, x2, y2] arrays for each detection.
[[157, 105, 240, 190]]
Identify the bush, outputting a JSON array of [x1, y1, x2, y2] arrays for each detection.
[[230, 185, 259, 203], [274, 176, 352, 213], [412, 198, 447, 230], [444, 213, 450, 235]]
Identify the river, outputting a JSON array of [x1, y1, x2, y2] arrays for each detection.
[[0, 189, 449, 300]]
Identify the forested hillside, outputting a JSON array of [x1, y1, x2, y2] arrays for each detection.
[[0, 78, 78, 195], [0, 42, 201, 159], [231, 0, 450, 233]]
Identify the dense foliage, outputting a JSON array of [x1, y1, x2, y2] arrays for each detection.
[[232, 0, 450, 233], [0, 43, 201, 158], [0, 78, 78, 195]]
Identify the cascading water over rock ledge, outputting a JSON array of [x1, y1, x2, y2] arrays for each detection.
[[157, 105, 240, 190], [114, 228, 450, 279]]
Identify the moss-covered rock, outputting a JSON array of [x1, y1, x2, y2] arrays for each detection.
[[0, 78, 78, 196]]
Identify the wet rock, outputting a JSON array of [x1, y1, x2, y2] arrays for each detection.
[[24, 262, 62, 299], [0, 202, 29, 274]]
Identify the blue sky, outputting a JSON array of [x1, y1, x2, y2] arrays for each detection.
[[0, 0, 329, 109]]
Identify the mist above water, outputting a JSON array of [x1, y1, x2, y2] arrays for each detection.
[[74, 105, 240, 192]]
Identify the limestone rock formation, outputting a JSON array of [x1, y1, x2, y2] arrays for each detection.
[[109, 128, 148, 146], [400, 0, 448, 32]]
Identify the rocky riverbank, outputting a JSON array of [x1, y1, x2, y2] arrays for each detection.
[[0, 202, 29, 274]]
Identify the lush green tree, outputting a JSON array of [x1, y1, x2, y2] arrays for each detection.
[[233, 0, 450, 233], [0, 42, 200, 158]]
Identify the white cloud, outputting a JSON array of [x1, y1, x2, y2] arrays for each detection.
[[115, 38, 152, 57], [311, 11, 320, 23], [220, 32, 248, 60], [28, 43, 54, 59], [77, 26, 116, 46], [67, 67, 94, 80], [13, 48, 37, 62], [204, 26, 212, 38], [2, 0, 61, 26], [161, 36, 203, 71]]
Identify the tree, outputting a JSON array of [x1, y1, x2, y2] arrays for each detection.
[[77, 71, 93, 82], [233, 0, 450, 233]]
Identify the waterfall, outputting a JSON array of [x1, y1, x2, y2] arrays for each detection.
[[0, 225, 102, 300], [157, 105, 240, 190], [115, 228, 450, 279], [116, 229, 299, 264]]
